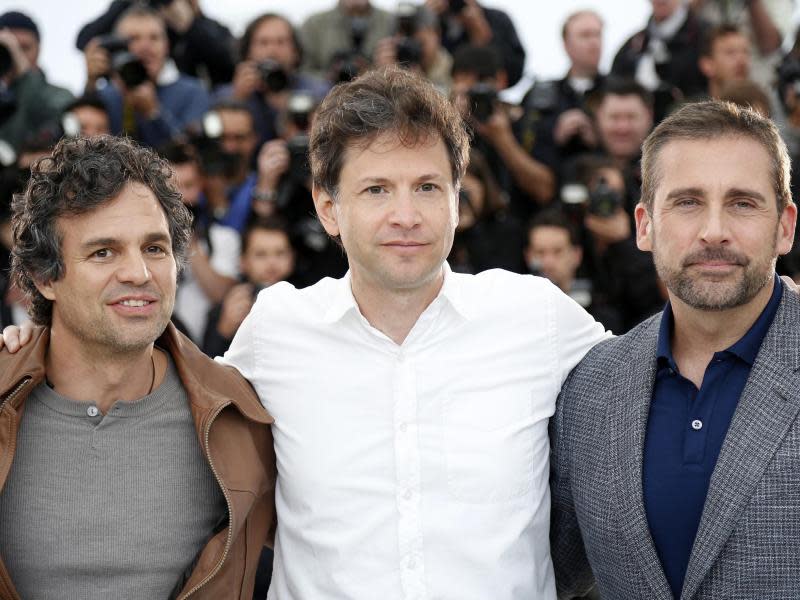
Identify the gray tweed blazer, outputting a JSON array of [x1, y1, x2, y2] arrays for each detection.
[[550, 286, 800, 600]]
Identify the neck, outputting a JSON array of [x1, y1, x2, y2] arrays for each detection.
[[707, 79, 722, 99], [45, 331, 163, 414], [670, 279, 774, 385], [567, 66, 596, 80], [350, 267, 445, 345]]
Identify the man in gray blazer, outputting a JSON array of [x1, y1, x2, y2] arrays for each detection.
[[551, 100, 800, 599]]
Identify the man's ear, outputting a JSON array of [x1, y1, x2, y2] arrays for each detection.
[[34, 279, 55, 301], [634, 202, 653, 252], [312, 184, 340, 238], [698, 56, 714, 79]]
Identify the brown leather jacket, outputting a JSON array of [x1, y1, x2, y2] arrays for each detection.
[[0, 323, 277, 600]]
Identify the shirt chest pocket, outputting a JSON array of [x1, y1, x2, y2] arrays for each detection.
[[441, 391, 535, 503]]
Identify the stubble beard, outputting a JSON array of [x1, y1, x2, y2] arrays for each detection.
[[653, 239, 776, 311]]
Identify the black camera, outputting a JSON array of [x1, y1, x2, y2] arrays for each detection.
[[287, 92, 315, 132], [778, 56, 800, 111], [0, 45, 12, 79], [328, 50, 366, 84], [256, 59, 289, 94], [188, 111, 242, 178], [588, 177, 623, 217], [447, 0, 467, 15], [395, 3, 423, 67], [468, 83, 497, 123], [96, 34, 149, 89], [286, 135, 311, 186]]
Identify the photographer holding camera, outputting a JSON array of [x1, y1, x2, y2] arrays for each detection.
[[0, 11, 73, 154], [215, 13, 329, 147], [300, 0, 393, 77], [85, 4, 210, 149], [557, 154, 663, 332], [373, 3, 453, 92], [451, 45, 556, 223], [202, 217, 295, 358], [426, 0, 525, 88], [77, 0, 235, 88], [518, 11, 605, 183], [161, 141, 241, 343], [242, 93, 348, 287]]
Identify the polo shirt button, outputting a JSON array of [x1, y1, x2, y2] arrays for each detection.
[[87, 405, 99, 417], [691, 419, 703, 431]]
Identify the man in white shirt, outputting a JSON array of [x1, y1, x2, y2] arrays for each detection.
[[1, 67, 608, 599], [222, 67, 608, 599]]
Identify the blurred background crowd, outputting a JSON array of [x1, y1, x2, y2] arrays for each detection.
[[0, 0, 799, 359]]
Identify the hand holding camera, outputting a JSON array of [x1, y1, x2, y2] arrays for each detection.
[[216, 283, 256, 340], [231, 61, 262, 101], [0, 28, 30, 80], [553, 109, 597, 148], [256, 140, 290, 194]]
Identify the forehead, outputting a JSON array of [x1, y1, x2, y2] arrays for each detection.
[[565, 13, 602, 36], [116, 14, 165, 37], [59, 182, 170, 244], [248, 228, 290, 248], [654, 136, 774, 197], [340, 131, 451, 183], [531, 225, 571, 246], [712, 32, 749, 51], [218, 109, 254, 131], [255, 17, 293, 39], [600, 94, 648, 115]]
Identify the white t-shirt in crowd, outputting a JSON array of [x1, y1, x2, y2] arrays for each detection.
[[174, 223, 240, 342], [219, 263, 610, 600]]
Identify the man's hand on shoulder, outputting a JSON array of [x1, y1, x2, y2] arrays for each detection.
[[0, 321, 34, 353]]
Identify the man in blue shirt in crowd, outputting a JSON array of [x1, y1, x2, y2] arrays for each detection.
[[86, 4, 209, 148], [551, 100, 800, 599]]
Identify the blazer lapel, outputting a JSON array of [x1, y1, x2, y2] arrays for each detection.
[[681, 290, 800, 599], [608, 316, 674, 600]]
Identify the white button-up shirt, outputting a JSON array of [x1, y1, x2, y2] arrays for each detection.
[[220, 264, 609, 600]]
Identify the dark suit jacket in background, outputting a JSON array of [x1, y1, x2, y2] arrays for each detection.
[[550, 286, 800, 599]]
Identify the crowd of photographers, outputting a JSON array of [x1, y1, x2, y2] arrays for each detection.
[[0, 0, 799, 354]]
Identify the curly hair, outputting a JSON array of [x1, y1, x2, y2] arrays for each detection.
[[11, 135, 193, 325]]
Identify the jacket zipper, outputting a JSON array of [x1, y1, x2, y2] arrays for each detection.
[[0, 376, 32, 413], [178, 401, 234, 599]]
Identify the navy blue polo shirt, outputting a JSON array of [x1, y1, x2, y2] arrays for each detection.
[[643, 275, 782, 598]]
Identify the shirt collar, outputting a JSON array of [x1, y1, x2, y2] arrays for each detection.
[[321, 262, 475, 325], [650, 3, 688, 40], [656, 273, 783, 369], [156, 59, 180, 87]]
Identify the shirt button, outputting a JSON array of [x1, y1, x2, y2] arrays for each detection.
[[87, 405, 99, 417], [403, 489, 413, 500], [691, 419, 703, 431], [399, 422, 408, 433], [407, 559, 416, 570]]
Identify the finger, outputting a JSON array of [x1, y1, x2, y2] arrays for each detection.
[[19, 321, 33, 346], [2, 326, 20, 353]]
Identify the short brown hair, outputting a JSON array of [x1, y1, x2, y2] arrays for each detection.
[[561, 9, 602, 40], [640, 100, 792, 213], [309, 66, 470, 199], [700, 23, 746, 58]]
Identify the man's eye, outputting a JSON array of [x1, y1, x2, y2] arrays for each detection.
[[146, 245, 167, 255], [419, 183, 438, 192], [366, 185, 386, 194], [92, 248, 111, 259]]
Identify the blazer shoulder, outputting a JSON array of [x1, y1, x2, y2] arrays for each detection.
[[573, 311, 662, 377]]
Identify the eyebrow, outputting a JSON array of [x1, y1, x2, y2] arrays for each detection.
[[80, 232, 171, 250], [354, 173, 446, 186], [664, 187, 768, 204]]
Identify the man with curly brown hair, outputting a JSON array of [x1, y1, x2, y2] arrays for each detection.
[[0, 135, 275, 600]]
